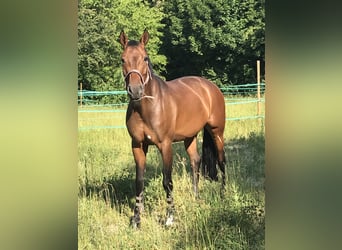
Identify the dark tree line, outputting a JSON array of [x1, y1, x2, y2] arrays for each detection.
[[78, 0, 264, 91]]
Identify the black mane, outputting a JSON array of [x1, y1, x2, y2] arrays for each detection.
[[146, 57, 154, 75]]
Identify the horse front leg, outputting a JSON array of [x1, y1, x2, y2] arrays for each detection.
[[160, 141, 175, 226], [131, 141, 148, 228]]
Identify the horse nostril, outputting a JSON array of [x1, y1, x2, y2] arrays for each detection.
[[127, 84, 144, 99]]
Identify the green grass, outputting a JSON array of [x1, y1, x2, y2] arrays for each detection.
[[78, 97, 265, 249]]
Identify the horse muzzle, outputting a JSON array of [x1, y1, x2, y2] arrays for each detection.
[[127, 84, 144, 100]]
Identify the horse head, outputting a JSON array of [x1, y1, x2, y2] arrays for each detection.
[[119, 30, 152, 101]]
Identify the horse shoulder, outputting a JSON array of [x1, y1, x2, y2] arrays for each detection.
[[126, 106, 145, 142]]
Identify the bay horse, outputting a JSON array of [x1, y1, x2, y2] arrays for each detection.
[[119, 30, 226, 228]]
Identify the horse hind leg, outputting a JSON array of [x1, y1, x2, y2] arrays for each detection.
[[184, 136, 201, 197], [202, 124, 226, 186], [211, 127, 226, 187]]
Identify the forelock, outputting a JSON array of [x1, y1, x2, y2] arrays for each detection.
[[127, 40, 140, 46]]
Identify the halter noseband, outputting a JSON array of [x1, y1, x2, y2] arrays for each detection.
[[124, 69, 150, 86], [123, 57, 152, 87], [123, 61, 155, 101]]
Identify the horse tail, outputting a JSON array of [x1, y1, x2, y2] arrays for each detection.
[[201, 127, 218, 181]]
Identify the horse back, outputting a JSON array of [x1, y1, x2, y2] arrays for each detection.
[[164, 76, 225, 139], [166, 76, 224, 112]]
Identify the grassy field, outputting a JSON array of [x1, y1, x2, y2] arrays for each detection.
[[78, 97, 265, 249]]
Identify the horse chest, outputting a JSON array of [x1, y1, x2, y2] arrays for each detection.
[[143, 128, 158, 145], [127, 115, 160, 145]]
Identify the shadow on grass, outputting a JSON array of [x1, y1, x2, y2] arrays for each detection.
[[79, 163, 159, 211], [79, 131, 265, 249], [187, 197, 265, 249], [78, 142, 192, 211], [78, 165, 133, 207], [173, 131, 265, 249]]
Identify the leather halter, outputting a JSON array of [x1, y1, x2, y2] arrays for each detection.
[[124, 69, 149, 86], [123, 60, 151, 86]]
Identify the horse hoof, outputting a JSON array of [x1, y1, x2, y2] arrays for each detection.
[[165, 214, 174, 227]]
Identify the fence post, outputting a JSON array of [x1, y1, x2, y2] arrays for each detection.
[[257, 60, 261, 117], [80, 82, 83, 107]]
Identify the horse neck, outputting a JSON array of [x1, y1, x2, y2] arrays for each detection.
[[135, 75, 164, 114], [144, 75, 163, 101]]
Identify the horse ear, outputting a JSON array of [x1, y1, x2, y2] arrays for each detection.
[[140, 29, 149, 46], [119, 30, 128, 48]]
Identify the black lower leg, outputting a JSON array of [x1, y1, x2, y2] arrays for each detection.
[[131, 194, 143, 228], [218, 154, 226, 187], [163, 171, 175, 226], [192, 158, 200, 197], [131, 167, 144, 228], [218, 160, 226, 198], [165, 191, 175, 226]]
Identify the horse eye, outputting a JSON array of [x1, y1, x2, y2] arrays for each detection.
[[121, 58, 125, 64], [144, 57, 148, 62]]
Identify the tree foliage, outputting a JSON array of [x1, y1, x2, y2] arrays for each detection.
[[78, 0, 166, 91], [160, 0, 265, 86], [78, 0, 264, 91]]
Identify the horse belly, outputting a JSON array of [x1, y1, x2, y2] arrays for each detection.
[[173, 113, 207, 141]]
